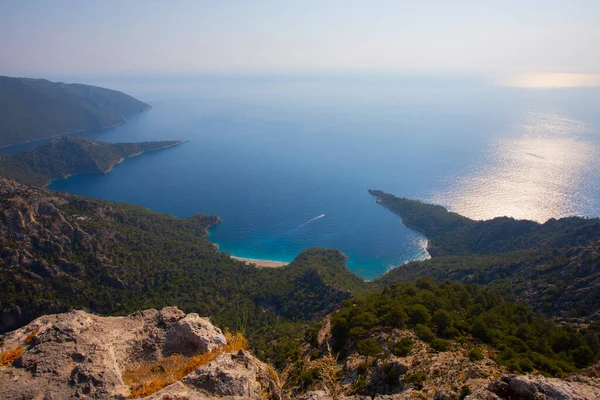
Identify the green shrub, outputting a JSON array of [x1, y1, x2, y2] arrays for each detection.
[[408, 304, 431, 324], [431, 338, 449, 352], [403, 372, 427, 389], [468, 347, 484, 361], [459, 385, 472, 399], [357, 338, 382, 363], [388, 337, 414, 357], [383, 362, 403, 384], [415, 324, 435, 342], [353, 375, 367, 393]]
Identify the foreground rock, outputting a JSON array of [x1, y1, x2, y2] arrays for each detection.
[[299, 372, 600, 399], [0, 307, 281, 399], [146, 350, 282, 400], [467, 374, 600, 400]]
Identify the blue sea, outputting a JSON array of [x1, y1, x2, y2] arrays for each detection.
[[10, 73, 600, 279]]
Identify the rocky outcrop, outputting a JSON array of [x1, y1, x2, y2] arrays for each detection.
[[0, 307, 283, 399], [466, 374, 600, 400], [147, 350, 283, 400]]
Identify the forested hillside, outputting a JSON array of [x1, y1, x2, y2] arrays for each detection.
[[0, 76, 150, 146], [0, 136, 186, 186], [0, 176, 367, 364], [370, 190, 600, 321]]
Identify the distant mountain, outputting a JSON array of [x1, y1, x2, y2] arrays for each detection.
[[0, 76, 150, 147], [0, 136, 186, 186]]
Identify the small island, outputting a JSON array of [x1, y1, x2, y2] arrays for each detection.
[[0, 136, 187, 187]]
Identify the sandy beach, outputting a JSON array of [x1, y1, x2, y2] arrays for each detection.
[[231, 256, 288, 268]]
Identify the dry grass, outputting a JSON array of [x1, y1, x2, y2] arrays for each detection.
[[25, 327, 40, 345], [0, 346, 24, 366], [124, 331, 248, 398]]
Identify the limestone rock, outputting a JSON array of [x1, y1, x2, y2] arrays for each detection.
[[166, 313, 227, 355], [145, 349, 282, 400], [469, 374, 600, 400], [0, 307, 229, 399]]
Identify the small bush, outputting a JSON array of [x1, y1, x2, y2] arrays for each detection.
[[25, 327, 40, 345], [459, 385, 472, 399], [403, 372, 427, 389], [468, 347, 484, 361], [0, 346, 24, 366], [431, 339, 449, 352], [353, 375, 368, 393], [388, 337, 414, 357], [408, 305, 431, 325], [414, 324, 435, 342], [383, 362, 403, 385], [357, 338, 382, 361]]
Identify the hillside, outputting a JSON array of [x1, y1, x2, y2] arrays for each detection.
[[371, 190, 600, 321], [0, 136, 186, 186], [0, 76, 150, 147], [1, 178, 599, 398], [0, 176, 367, 365], [368, 189, 600, 257], [289, 279, 600, 398]]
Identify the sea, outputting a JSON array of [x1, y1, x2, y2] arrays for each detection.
[[6, 73, 600, 279]]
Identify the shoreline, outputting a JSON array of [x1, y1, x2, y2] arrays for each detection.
[[44, 140, 187, 187], [231, 256, 288, 268]]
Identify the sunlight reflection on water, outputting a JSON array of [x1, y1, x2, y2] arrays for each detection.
[[432, 111, 598, 222], [494, 72, 600, 88]]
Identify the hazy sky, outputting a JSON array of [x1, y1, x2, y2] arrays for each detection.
[[1, 0, 599, 76]]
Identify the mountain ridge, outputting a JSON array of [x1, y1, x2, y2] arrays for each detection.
[[0, 76, 151, 147]]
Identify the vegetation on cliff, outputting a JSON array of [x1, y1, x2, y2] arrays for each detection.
[[0, 76, 150, 146], [0, 136, 186, 186], [331, 279, 600, 377]]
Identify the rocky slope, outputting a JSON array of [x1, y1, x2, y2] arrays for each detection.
[[1, 308, 598, 399], [287, 319, 600, 400], [0, 307, 282, 399], [0, 136, 186, 186]]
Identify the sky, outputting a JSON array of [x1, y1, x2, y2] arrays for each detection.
[[1, 0, 600, 76]]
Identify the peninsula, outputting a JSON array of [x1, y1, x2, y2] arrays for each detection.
[[0, 136, 186, 187]]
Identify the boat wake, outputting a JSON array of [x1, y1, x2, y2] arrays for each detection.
[[297, 213, 325, 228]]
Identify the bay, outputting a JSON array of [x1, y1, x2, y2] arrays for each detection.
[[40, 73, 600, 279]]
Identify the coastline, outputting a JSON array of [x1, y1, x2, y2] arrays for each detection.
[[44, 140, 188, 187], [231, 256, 288, 268]]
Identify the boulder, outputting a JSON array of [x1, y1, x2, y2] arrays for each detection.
[[0, 307, 233, 399], [473, 374, 600, 400]]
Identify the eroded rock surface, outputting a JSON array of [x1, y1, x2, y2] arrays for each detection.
[[0, 307, 230, 399], [466, 374, 600, 400], [147, 350, 283, 400]]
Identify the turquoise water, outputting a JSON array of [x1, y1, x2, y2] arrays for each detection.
[[38, 74, 600, 279]]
